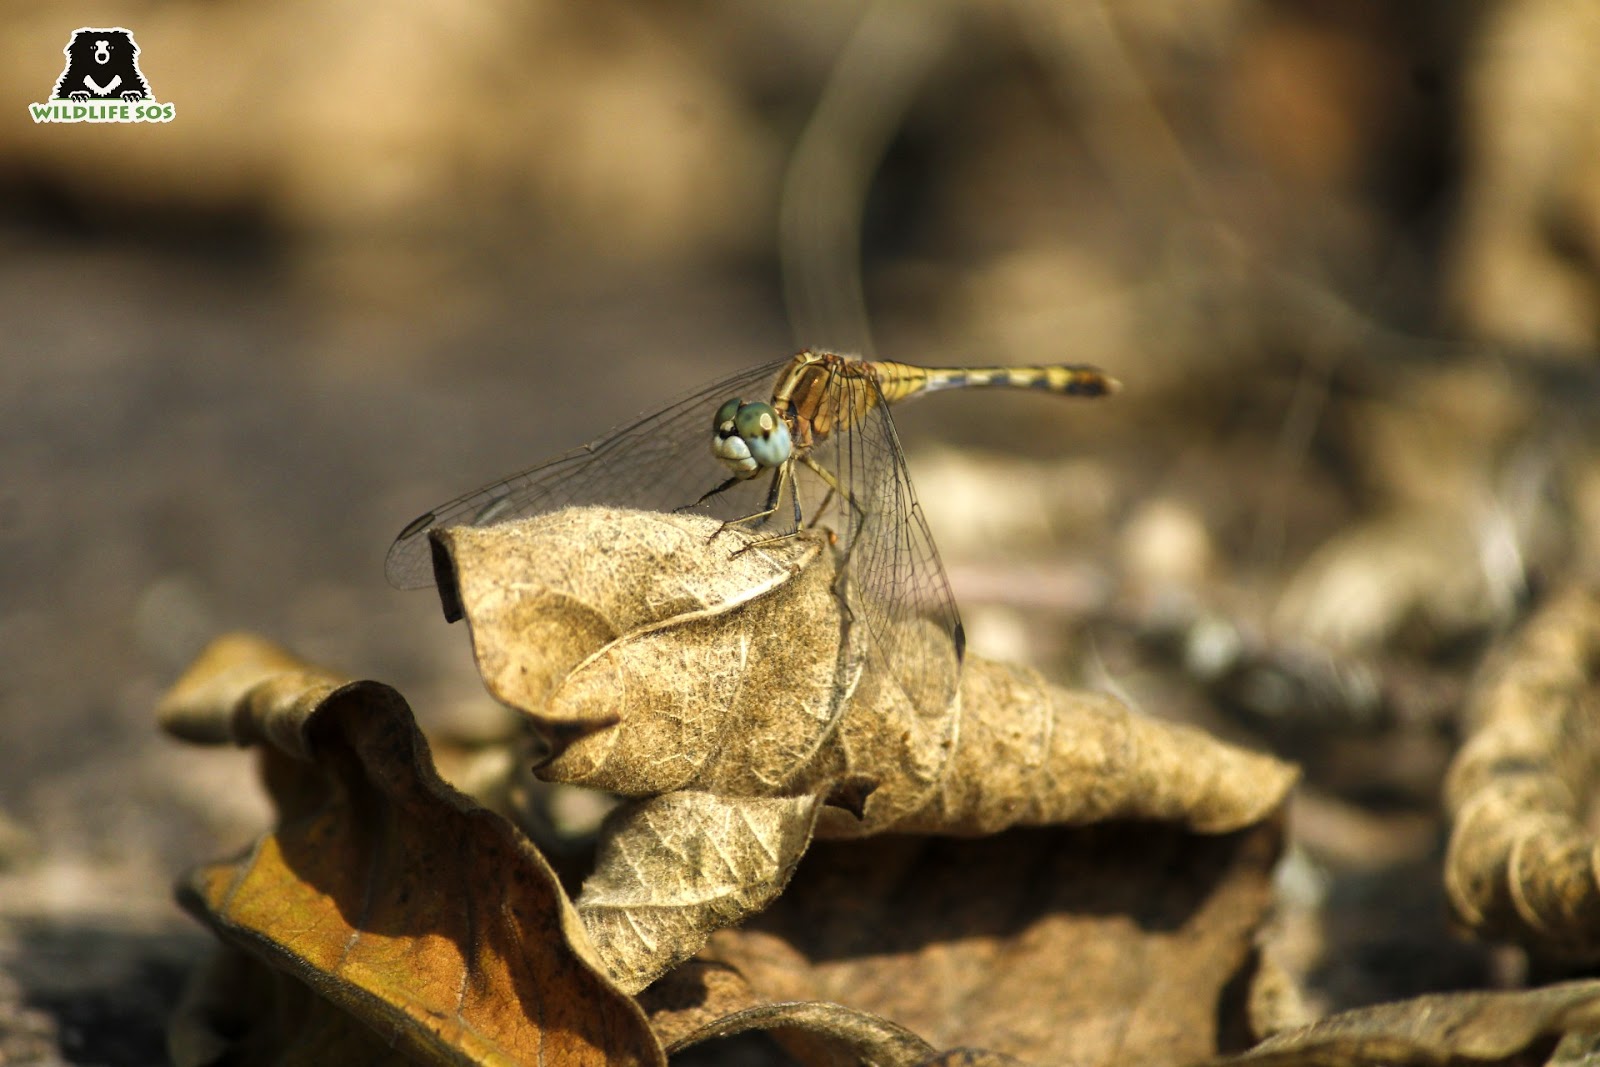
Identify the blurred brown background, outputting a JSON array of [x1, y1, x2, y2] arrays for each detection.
[[3, 1, 1599, 1062]]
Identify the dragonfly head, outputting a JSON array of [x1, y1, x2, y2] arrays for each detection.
[[712, 398, 792, 477]]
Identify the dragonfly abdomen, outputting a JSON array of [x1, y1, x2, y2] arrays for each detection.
[[894, 362, 1119, 400], [774, 351, 1120, 449]]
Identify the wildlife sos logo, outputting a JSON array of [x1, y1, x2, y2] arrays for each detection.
[[29, 28, 175, 123]]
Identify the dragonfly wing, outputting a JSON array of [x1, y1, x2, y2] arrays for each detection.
[[384, 356, 796, 589], [800, 367, 964, 719]]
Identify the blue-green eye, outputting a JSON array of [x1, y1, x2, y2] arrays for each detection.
[[709, 398, 792, 474], [713, 398, 742, 432], [735, 402, 780, 439], [735, 402, 791, 467]]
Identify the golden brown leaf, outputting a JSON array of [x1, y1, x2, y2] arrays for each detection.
[[158, 633, 664, 1066], [170, 945, 441, 1067], [1444, 585, 1600, 956], [437, 508, 1299, 994]]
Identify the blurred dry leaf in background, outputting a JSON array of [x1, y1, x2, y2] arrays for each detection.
[[1446, 585, 1600, 956], [1448, 0, 1600, 350]]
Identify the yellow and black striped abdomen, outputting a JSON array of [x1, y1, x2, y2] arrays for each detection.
[[905, 362, 1120, 400], [775, 351, 1119, 443]]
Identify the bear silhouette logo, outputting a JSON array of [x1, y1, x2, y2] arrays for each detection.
[[30, 28, 174, 123], [54, 28, 150, 102]]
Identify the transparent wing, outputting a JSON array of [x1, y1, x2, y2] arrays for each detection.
[[791, 365, 964, 719], [384, 356, 797, 588]]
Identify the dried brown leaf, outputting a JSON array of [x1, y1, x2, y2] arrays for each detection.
[[158, 633, 664, 1066], [635, 960, 764, 1050], [577, 790, 826, 993], [881, 657, 1294, 837], [437, 508, 1298, 994], [437, 506, 842, 799], [696, 817, 1284, 1067], [698, 1002, 935, 1067], [438, 509, 1296, 834], [641, 963, 939, 1066], [1444, 584, 1600, 956], [1207, 980, 1600, 1066]]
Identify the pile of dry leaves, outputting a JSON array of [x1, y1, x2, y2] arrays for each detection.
[[152, 503, 1600, 1065]]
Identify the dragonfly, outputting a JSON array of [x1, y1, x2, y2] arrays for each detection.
[[387, 350, 1118, 714]]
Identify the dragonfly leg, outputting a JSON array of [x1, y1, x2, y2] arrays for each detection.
[[799, 454, 866, 525], [712, 461, 791, 544], [796, 455, 865, 631], [811, 488, 836, 524], [723, 459, 837, 559], [674, 474, 743, 514], [788, 464, 803, 531], [730, 453, 864, 566]]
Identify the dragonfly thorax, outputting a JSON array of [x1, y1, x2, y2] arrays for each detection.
[[711, 398, 793, 478]]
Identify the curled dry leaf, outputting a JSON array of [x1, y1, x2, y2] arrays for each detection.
[[157, 633, 664, 1067], [641, 961, 937, 1066], [1444, 584, 1600, 956], [1207, 979, 1600, 1066], [436, 507, 1297, 996]]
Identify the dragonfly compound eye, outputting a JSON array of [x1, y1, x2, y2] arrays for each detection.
[[713, 398, 743, 435], [734, 402, 792, 468], [711, 397, 759, 474]]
